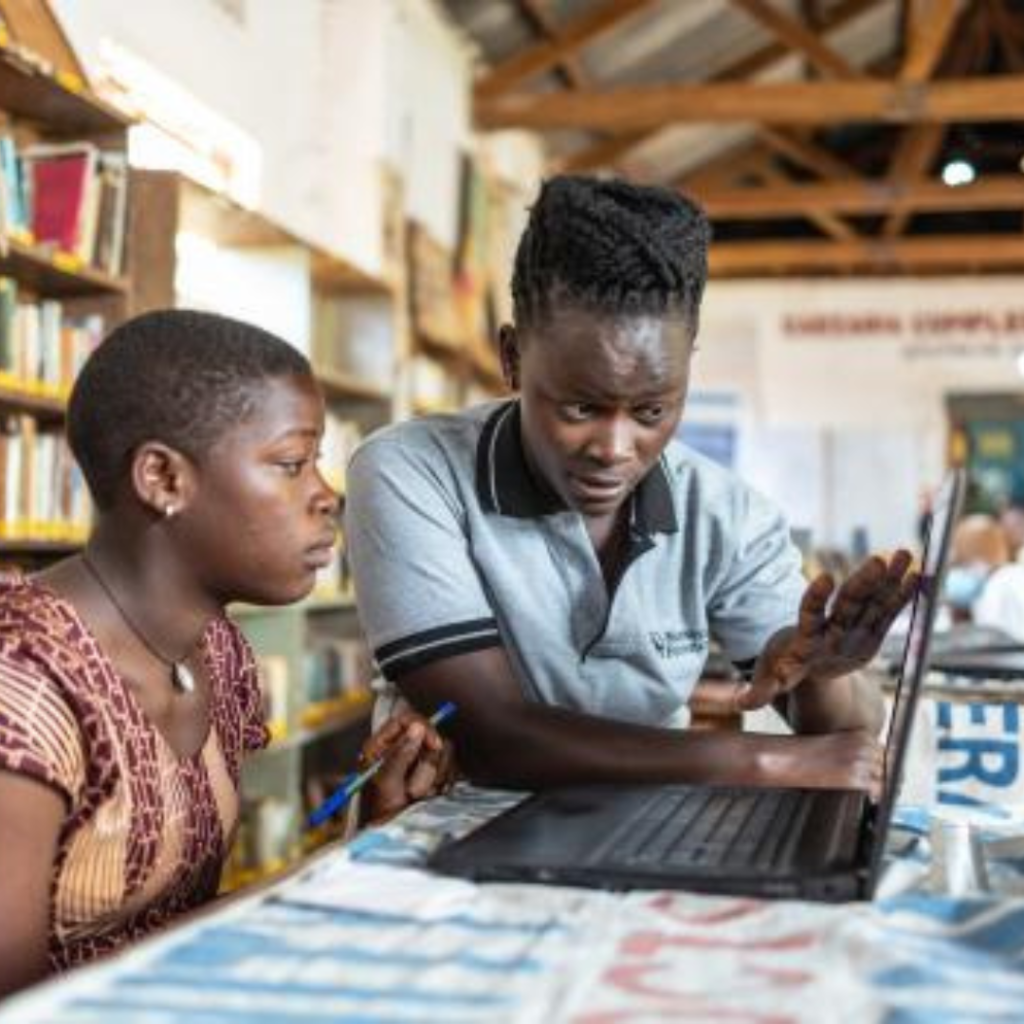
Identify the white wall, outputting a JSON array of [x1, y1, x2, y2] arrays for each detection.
[[695, 277, 1024, 551], [52, 0, 486, 275], [384, 0, 472, 248]]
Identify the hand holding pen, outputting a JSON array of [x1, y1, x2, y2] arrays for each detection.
[[309, 702, 457, 828]]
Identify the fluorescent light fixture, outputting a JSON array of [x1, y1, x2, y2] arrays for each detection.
[[941, 160, 976, 187]]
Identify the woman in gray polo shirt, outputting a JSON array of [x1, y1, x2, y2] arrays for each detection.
[[344, 176, 916, 797]]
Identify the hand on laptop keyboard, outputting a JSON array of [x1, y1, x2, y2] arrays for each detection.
[[757, 729, 884, 800]]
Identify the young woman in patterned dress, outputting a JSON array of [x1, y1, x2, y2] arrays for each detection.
[[0, 309, 451, 998]]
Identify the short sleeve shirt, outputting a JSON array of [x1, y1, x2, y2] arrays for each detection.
[[975, 563, 1024, 642], [0, 573, 269, 971], [344, 400, 806, 726]]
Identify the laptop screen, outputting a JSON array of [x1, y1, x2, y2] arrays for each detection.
[[874, 469, 965, 846]]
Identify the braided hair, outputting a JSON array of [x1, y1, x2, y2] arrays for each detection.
[[511, 175, 710, 333]]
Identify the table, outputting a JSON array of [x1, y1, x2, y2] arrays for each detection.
[[7, 678, 1024, 1023]]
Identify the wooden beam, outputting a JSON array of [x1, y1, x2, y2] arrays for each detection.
[[747, 160, 857, 239], [475, 0, 655, 99], [694, 174, 1024, 218], [729, 0, 862, 79], [518, 0, 588, 89], [557, 133, 648, 174], [478, 75, 1024, 131], [883, 0, 983, 236], [679, 144, 776, 191], [988, 0, 1024, 71], [992, 0, 1024, 41], [757, 126, 859, 179], [709, 235, 1024, 275], [553, 0, 885, 172], [900, 0, 963, 82]]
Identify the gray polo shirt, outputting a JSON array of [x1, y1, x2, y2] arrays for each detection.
[[344, 400, 805, 726]]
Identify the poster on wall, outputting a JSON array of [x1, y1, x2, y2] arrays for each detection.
[[677, 391, 740, 469]]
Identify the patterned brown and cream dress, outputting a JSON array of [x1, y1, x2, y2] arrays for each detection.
[[0, 573, 269, 972]]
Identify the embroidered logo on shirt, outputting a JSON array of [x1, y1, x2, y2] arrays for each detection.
[[649, 629, 707, 659]]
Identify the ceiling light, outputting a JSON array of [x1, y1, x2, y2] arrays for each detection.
[[941, 160, 976, 187]]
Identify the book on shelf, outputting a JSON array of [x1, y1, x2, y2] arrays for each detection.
[[0, 134, 27, 244], [92, 152, 128, 277], [0, 276, 103, 398], [0, 136, 129, 276], [408, 221, 463, 351], [301, 639, 372, 720], [225, 797, 296, 885], [22, 141, 98, 257], [0, 413, 90, 541]]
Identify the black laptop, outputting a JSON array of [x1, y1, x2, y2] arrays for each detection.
[[429, 469, 965, 902], [929, 648, 1024, 681]]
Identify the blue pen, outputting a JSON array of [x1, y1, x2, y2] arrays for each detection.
[[307, 701, 457, 828]]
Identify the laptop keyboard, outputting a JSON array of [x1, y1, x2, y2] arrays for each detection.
[[589, 788, 812, 871]]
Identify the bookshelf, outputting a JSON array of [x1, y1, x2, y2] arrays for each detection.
[[0, 19, 131, 565], [406, 218, 505, 415]]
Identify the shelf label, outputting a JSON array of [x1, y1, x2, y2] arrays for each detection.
[[52, 251, 83, 273], [55, 70, 85, 94]]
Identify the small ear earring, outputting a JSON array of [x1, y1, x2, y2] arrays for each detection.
[[164, 505, 176, 519]]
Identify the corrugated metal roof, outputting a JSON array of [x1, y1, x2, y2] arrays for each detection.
[[438, 0, 1024, 276]]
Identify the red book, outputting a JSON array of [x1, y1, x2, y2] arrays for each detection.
[[26, 145, 97, 254]]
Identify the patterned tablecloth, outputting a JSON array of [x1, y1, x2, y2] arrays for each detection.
[[7, 682, 1024, 1023]]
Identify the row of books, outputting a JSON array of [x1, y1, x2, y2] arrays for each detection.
[[303, 639, 373, 711], [256, 639, 372, 742], [0, 278, 104, 398], [223, 796, 297, 886], [0, 134, 129, 277], [0, 414, 91, 541]]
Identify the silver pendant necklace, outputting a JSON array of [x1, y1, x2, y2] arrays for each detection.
[[80, 553, 199, 694]]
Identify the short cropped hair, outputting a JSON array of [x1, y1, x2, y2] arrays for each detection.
[[511, 175, 711, 331], [68, 308, 311, 509]]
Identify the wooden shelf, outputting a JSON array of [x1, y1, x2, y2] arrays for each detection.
[[0, 42, 130, 137], [0, 538, 81, 556], [316, 367, 391, 403], [415, 327, 465, 362], [178, 176, 299, 248], [468, 344, 505, 391], [412, 398, 459, 417], [259, 691, 372, 755], [304, 593, 357, 613], [313, 252, 392, 296], [229, 593, 357, 619], [0, 385, 66, 420], [176, 178, 393, 302], [1, 236, 129, 296]]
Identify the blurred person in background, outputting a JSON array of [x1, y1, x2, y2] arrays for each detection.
[[998, 502, 1024, 564], [946, 514, 1024, 641]]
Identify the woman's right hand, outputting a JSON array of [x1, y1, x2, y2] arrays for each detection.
[[362, 712, 457, 825], [755, 729, 885, 800]]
